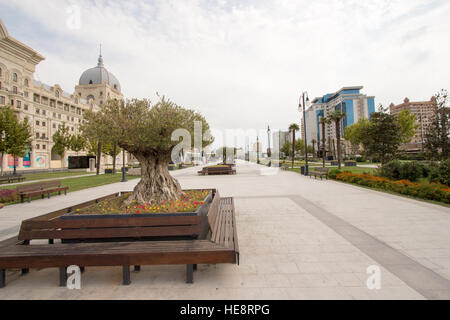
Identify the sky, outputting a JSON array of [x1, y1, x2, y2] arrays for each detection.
[[1, 0, 449, 150]]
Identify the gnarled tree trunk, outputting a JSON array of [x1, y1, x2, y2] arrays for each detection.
[[126, 155, 183, 204]]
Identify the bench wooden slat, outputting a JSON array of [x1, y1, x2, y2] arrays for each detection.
[[0, 240, 236, 269], [19, 225, 203, 241]]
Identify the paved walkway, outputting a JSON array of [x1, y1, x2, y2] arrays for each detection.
[[0, 161, 449, 300]]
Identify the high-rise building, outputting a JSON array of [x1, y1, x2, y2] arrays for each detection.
[[0, 19, 124, 172], [389, 97, 436, 154], [302, 86, 375, 156]]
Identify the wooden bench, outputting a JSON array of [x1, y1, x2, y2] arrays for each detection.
[[17, 181, 69, 203], [0, 175, 26, 184], [310, 167, 329, 180], [0, 194, 239, 287], [198, 166, 236, 176]]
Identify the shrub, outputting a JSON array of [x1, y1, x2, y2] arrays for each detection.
[[356, 157, 366, 163], [0, 189, 18, 203], [380, 160, 403, 180], [400, 162, 424, 182], [429, 166, 441, 184], [334, 172, 450, 204], [439, 159, 450, 186], [328, 169, 342, 180], [380, 161, 426, 182]]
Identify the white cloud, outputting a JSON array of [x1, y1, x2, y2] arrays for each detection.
[[1, 0, 449, 149]]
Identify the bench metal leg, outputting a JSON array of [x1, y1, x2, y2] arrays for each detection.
[[59, 267, 67, 287], [193, 264, 198, 272], [48, 239, 54, 245], [0, 269, 5, 288], [21, 269, 29, 275], [122, 266, 131, 285], [80, 267, 85, 273], [186, 264, 194, 284], [134, 266, 141, 272], [28, 197, 31, 203]]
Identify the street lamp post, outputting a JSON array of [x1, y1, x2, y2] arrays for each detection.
[[121, 150, 127, 182], [257, 136, 260, 164], [299, 92, 311, 176], [267, 125, 271, 158]]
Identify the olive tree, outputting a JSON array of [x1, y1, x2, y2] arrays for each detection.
[[83, 97, 212, 204]]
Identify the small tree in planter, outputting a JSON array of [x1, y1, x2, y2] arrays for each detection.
[[83, 97, 213, 204]]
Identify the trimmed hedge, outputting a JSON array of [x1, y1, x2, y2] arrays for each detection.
[[335, 172, 450, 204]]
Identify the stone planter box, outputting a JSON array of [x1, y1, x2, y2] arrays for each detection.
[[331, 161, 339, 166], [345, 161, 357, 167]]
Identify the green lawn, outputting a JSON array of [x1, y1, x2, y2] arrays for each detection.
[[1, 174, 140, 206], [21, 171, 93, 182]]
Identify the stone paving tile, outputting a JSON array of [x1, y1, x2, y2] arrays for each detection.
[[0, 161, 443, 299]]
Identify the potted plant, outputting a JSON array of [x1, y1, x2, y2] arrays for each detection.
[[72, 97, 215, 225]]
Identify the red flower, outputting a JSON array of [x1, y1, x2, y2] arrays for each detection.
[[136, 211, 140, 214]]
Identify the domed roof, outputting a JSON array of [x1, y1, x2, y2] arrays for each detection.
[[79, 54, 121, 92]]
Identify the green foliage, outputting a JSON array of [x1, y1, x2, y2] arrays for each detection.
[[0, 106, 33, 167], [289, 123, 300, 132], [69, 134, 86, 154], [82, 97, 213, 163], [425, 90, 450, 160], [52, 124, 71, 157], [328, 169, 342, 180], [281, 141, 292, 157], [359, 111, 403, 165], [344, 118, 370, 147], [102, 143, 122, 158], [334, 172, 450, 204], [380, 160, 425, 182], [438, 159, 450, 186], [397, 110, 419, 143]]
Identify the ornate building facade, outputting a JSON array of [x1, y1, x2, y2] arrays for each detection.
[[0, 20, 125, 172]]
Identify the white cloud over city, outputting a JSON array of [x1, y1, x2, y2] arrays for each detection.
[[1, 0, 449, 149]]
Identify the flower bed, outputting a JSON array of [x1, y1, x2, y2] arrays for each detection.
[[0, 189, 18, 203], [69, 189, 212, 217], [335, 172, 450, 204]]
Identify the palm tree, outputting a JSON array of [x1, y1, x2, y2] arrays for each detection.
[[289, 123, 299, 168], [319, 116, 330, 168], [327, 110, 346, 169]]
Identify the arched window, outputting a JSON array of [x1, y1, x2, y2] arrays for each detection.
[[55, 90, 60, 98], [13, 73, 18, 82], [24, 78, 29, 86], [87, 95, 95, 101], [0, 68, 2, 77], [0, 81, 2, 90], [75, 98, 78, 104]]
